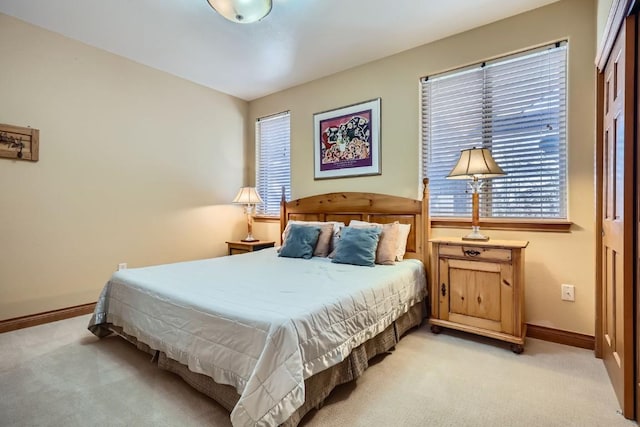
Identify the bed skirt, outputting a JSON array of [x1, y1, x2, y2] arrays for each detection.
[[107, 300, 425, 426]]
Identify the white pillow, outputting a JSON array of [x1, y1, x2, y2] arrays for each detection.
[[349, 220, 411, 261], [395, 223, 411, 261]]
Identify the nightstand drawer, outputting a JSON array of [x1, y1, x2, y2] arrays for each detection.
[[439, 244, 512, 262]]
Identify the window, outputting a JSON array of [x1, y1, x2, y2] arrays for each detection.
[[256, 111, 291, 216], [421, 42, 567, 219]]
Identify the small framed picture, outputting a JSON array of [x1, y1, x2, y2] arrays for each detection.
[[313, 98, 381, 180]]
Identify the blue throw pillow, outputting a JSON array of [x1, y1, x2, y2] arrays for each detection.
[[331, 226, 382, 267], [278, 224, 321, 259]]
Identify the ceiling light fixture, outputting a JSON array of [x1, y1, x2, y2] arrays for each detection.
[[207, 0, 272, 24]]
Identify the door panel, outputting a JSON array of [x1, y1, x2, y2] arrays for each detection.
[[604, 248, 616, 349]]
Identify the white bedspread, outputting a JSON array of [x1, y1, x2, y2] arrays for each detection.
[[88, 248, 426, 426]]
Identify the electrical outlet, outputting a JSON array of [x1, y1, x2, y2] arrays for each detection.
[[561, 284, 575, 302], [117, 262, 127, 271]]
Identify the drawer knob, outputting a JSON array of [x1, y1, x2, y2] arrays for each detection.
[[441, 283, 447, 297], [464, 249, 481, 257]]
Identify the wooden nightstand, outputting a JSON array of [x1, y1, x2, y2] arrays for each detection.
[[429, 237, 528, 353], [226, 240, 275, 256]]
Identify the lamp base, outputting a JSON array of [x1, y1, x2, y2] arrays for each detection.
[[462, 226, 489, 241], [241, 232, 259, 242]]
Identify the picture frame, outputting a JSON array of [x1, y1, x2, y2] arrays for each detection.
[[0, 123, 39, 162], [313, 98, 381, 180]]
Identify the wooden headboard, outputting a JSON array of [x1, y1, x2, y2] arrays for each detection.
[[280, 179, 430, 266]]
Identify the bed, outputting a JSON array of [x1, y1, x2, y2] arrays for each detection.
[[88, 180, 431, 426]]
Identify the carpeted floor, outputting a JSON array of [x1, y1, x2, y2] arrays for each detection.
[[0, 314, 635, 427]]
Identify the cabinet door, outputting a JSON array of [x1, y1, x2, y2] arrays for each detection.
[[440, 258, 514, 334]]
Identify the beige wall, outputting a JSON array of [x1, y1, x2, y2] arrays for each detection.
[[0, 14, 248, 320], [249, 0, 597, 335], [597, 0, 614, 48]]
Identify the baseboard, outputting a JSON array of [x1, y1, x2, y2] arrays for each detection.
[[0, 302, 96, 334], [526, 323, 595, 350], [0, 305, 595, 351]]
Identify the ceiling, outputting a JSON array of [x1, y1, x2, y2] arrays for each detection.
[[0, 0, 560, 101]]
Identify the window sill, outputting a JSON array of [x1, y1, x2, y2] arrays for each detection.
[[431, 218, 573, 232], [254, 215, 280, 223]]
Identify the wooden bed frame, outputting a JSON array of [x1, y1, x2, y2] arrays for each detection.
[[280, 178, 431, 267]]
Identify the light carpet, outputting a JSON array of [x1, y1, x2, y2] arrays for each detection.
[[0, 314, 635, 427]]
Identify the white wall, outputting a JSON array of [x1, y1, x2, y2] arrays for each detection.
[[597, 0, 614, 48]]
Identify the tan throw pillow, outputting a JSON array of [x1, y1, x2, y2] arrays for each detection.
[[376, 223, 400, 265], [281, 221, 337, 257], [313, 223, 335, 257], [350, 220, 411, 262], [349, 220, 399, 265]]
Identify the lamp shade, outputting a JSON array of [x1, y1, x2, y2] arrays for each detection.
[[207, 0, 272, 24], [232, 187, 264, 205], [447, 147, 506, 180]]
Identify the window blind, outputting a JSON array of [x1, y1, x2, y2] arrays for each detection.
[[256, 111, 291, 216], [421, 42, 568, 219]]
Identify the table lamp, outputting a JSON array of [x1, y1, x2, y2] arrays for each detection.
[[447, 147, 506, 241], [232, 187, 264, 242]]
